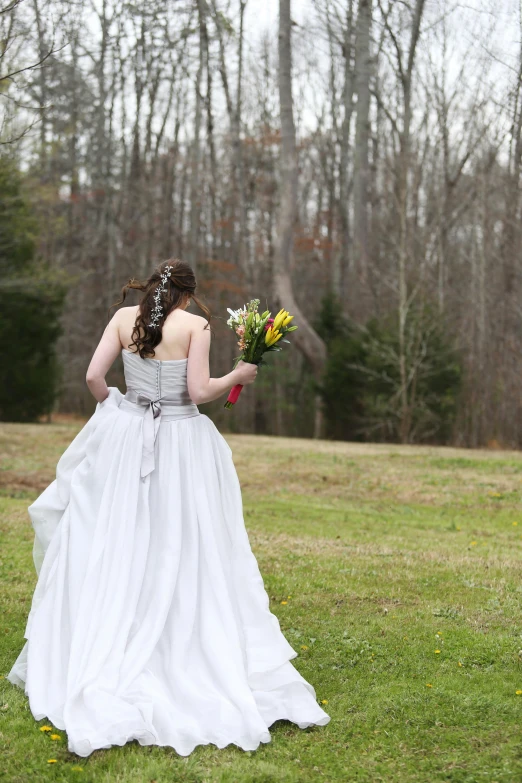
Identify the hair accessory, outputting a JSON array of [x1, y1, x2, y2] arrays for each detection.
[[149, 265, 173, 328]]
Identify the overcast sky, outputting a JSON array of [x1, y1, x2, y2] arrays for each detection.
[[241, 0, 313, 45]]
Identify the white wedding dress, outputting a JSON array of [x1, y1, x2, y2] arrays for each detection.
[[8, 348, 330, 757]]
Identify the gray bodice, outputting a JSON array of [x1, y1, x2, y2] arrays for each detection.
[[122, 348, 194, 404], [119, 349, 199, 478]]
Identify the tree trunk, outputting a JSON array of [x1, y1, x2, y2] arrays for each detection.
[[32, 0, 48, 176], [339, 0, 355, 309], [395, 0, 426, 443], [188, 0, 206, 273], [275, 0, 327, 438], [234, 0, 248, 278], [353, 0, 372, 289]]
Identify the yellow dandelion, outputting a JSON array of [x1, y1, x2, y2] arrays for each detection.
[[287, 595, 292, 599], [516, 690, 522, 696], [458, 661, 463, 667], [321, 699, 328, 704], [426, 683, 433, 688], [280, 600, 288, 605], [470, 541, 477, 546], [40, 725, 52, 732], [50, 734, 61, 741], [47, 759, 58, 764], [435, 649, 441, 654], [513, 522, 518, 526], [301, 645, 308, 650], [71, 767, 84, 772]]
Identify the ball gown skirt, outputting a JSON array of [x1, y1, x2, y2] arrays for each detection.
[[8, 349, 330, 757]]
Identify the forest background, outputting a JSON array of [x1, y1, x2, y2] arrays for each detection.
[[1, 0, 522, 447]]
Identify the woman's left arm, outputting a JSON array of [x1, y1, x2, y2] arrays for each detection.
[[86, 312, 123, 402]]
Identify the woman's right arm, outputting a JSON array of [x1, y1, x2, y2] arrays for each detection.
[[186, 318, 257, 405], [85, 311, 123, 403]]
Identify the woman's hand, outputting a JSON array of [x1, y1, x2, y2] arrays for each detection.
[[234, 360, 258, 385]]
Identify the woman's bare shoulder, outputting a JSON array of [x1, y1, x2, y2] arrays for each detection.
[[115, 305, 140, 319], [179, 310, 209, 331], [111, 305, 139, 328]]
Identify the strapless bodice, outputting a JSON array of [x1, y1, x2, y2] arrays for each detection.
[[120, 349, 199, 478], [122, 348, 193, 404]]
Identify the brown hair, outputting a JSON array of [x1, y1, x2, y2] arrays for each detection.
[[111, 258, 211, 358]]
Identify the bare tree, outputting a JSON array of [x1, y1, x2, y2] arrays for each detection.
[[353, 0, 372, 288], [275, 0, 327, 437]]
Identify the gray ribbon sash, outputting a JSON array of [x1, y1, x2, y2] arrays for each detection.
[[136, 392, 161, 478], [122, 390, 198, 478]]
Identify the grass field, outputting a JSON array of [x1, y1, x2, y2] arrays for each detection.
[[1, 421, 522, 782]]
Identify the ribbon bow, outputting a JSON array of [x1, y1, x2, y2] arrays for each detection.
[[135, 393, 162, 478]]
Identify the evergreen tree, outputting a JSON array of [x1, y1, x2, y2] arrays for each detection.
[[317, 296, 462, 444], [0, 156, 66, 422]]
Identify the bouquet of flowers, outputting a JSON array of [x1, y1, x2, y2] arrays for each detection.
[[224, 298, 298, 408]]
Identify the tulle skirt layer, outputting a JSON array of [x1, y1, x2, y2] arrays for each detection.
[[8, 388, 330, 757]]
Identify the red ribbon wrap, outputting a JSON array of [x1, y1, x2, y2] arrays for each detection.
[[226, 384, 244, 406]]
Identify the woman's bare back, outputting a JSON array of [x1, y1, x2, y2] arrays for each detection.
[[117, 305, 207, 361]]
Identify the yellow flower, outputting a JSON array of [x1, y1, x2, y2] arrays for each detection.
[[71, 767, 84, 772], [513, 521, 518, 526], [282, 314, 294, 326], [458, 661, 463, 667], [516, 690, 522, 696], [321, 699, 328, 704], [265, 327, 283, 347], [272, 309, 288, 331], [47, 759, 58, 764], [40, 725, 52, 732], [470, 541, 477, 546], [426, 683, 433, 688], [50, 734, 61, 741], [281, 600, 288, 605], [435, 650, 441, 654], [301, 645, 308, 650]]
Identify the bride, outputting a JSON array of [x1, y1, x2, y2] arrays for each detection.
[[8, 258, 330, 757]]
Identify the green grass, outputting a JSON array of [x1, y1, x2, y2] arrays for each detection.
[[1, 423, 522, 782]]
